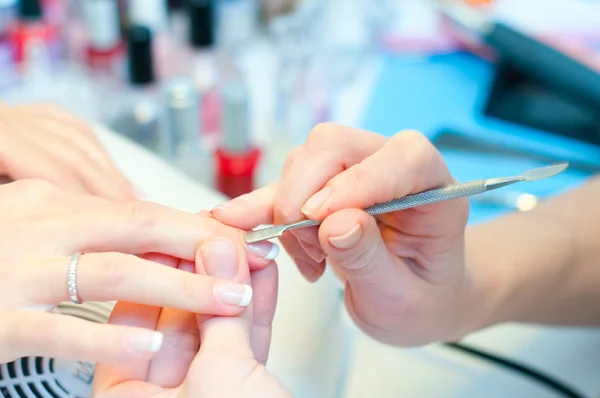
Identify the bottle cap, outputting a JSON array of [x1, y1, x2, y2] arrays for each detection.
[[189, 0, 215, 48], [128, 0, 168, 33], [19, 0, 42, 20], [83, 0, 121, 50], [127, 25, 155, 85], [222, 81, 250, 152], [163, 76, 200, 146]]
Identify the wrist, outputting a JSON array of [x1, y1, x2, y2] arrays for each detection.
[[455, 223, 517, 338]]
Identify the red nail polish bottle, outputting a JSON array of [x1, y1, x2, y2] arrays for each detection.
[[8, 0, 59, 64], [82, 0, 124, 74], [215, 81, 261, 199]]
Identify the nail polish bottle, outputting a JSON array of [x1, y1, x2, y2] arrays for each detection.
[[128, 0, 182, 80], [0, 0, 17, 35], [163, 76, 214, 186], [216, 0, 259, 50], [82, 0, 123, 75], [0, 0, 17, 88], [109, 26, 167, 155], [8, 0, 61, 65], [188, 0, 221, 142], [215, 80, 261, 199]]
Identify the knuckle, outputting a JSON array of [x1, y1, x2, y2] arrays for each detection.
[[120, 201, 160, 231], [93, 253, 128, 288], [179, 275, 202, 310], [275, 202, 300, 223], [391, 130, 439, 172], [306, 122, 343, 152], [283, 146, 302, 170]]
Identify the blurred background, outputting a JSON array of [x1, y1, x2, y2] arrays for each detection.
[[0, 0, 598, 211], [0, 0, 600, 397]]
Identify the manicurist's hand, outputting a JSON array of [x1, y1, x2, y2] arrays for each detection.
[[0, 102, 136, 200], [0, 179, 279, 364], [93, 236, 291, 398], [212, 123, 479, 346]]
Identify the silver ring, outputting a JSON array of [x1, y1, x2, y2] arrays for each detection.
[[68, 252, 83, 304]]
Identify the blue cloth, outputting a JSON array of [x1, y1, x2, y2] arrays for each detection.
[[361, 52, 599, 224]]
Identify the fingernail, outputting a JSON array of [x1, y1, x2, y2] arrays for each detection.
[[214, 282, 253, 306], [202, 238, 238, 279], [125, 330, 164, 354], [246, 241, 280, 261], [328, 224, 363, 249], [301, 187, 331, 216], [211, 200, 235, 213]]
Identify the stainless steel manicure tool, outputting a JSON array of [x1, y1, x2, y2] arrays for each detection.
[[243, 162, 569, 244]]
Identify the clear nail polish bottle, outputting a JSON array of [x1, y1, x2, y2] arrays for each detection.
[[162, 76, 214, 187]]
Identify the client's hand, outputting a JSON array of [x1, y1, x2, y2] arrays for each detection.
[[93, 236, 291, 398], [0, 102, 136, 200], [0, 179, 279, 365]]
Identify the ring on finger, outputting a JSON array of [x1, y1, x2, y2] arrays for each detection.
[[68, 252, 84, 304]]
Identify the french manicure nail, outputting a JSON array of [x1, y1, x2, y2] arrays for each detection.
[[247, 241, 280, 261], [214, 282, 253, 306], [125, 330, 164, 354], [301, 187, 331, 216], [329, 224, 363, 249], [202, 238, 238, 279]]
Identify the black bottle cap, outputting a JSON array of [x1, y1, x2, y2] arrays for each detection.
[[189, 0, 214, 48], [127, 25, 155, 85], [19, 0, 43, 21]]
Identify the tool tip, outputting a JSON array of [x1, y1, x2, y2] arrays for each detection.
[[522, 161, 569, 182]]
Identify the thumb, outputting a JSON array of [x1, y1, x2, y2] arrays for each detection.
[[318, 209, 417, 344]]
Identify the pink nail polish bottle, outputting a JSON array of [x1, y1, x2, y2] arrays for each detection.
[[187, 0, 221, 143]]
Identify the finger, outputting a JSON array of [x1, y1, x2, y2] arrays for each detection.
[[28, 118, 136, 200], [211, 183, 278, 229], [25, 103, 132, 183], [300, 130, 467, 239], [318, 209, 422, 346], [275, 123, 387, 223], [146, 308, 199, 387], [7, 253, 253, 315], [29, 201, 279, 270], [92, 301, 162, 392], [0, 122, 89, 194], [0, 309, 164, 365], [196, 237, 254, 359], [280, 232, 326, 283], [274, 124, 386, 250], [249, 261, 278, 365], [211, 184, 324, 279], [0, 179, 109, 219], [144, 256, 199, 387]]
